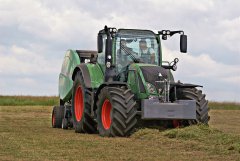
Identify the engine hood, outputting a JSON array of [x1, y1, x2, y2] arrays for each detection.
[[140, 65, 168, 81], [139, 65, 168, 94], [128, 63, 174, 97], [130, 63, 170, 81]]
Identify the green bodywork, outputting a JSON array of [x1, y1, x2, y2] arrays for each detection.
[[86, 63, 104, 88], [59, 50, 104, 102], [59, 50, 79, 101], [59, 29, 174, 102]]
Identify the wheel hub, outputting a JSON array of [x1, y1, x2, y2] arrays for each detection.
[[101, 99, 112, 129], [74, 86, 84, 122], [52, 113, 55, 126]]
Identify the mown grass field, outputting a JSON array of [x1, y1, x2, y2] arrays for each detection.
[[0, 96, 240, 161]]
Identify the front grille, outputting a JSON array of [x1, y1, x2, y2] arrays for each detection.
[[140, 66, 168, 92]]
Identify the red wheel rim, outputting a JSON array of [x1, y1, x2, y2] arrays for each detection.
[[74, 86, 84, 122], [52, 113, 55, 126], [101, 99, 112, 130], [173, 120, 180, 128]]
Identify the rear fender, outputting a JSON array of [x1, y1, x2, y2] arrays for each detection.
[[72, 64, 92, 88], [72, 63, 104, 89]]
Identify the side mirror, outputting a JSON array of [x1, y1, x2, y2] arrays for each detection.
[[180, 34, 187, 53], [97, 34, 103, 53]]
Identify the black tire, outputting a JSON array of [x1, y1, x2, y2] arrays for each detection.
[[177, 88, 210, 125], [52, 106, 64, 128], [72, 71, 96, 133], [62, 118, 68, 129], [60, 99, 65, 106], [96, 86, 137, 137]]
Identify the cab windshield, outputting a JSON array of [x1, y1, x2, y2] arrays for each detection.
[[115, 35, 159, 71]]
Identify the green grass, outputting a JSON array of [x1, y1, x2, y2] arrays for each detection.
[[209, 101, 240, 110], [132, 126, 240, 156], [0, 95, 58, 106], [162, 125, 240, 154], [0, 106, 240, 161], [0, 96, 239, 110]]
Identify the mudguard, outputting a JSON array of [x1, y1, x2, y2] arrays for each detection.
[[72, 64, 92, 88], [170, 82, 203, 88], [72, 63, 104, 89]]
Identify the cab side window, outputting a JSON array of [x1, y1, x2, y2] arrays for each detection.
[[97, 35, 106, 65]]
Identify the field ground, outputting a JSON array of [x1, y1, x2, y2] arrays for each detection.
[[0, 106, 240, 161]]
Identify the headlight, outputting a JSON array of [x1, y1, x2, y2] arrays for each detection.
[[172, 64, 177, 71], [146, 82, 157, 94]]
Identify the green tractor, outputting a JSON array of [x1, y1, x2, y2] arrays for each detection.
[[52, 26, 209, 137]]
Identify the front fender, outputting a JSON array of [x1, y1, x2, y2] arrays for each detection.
[[170, 82, 203, 89]]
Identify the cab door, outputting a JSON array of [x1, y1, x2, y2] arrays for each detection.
[[97, 34, 107, 72]]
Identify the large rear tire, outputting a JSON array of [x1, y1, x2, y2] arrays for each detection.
[[177, 88, 210, 125], [96, 86, 137, 137], [72, 71, 96, 133], [52, 106, 64, 128]]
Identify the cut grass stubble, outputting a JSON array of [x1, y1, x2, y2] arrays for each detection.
[[0, 106, 240, 161]]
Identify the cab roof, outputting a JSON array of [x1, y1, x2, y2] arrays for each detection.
[[117, 29, 156, 37]]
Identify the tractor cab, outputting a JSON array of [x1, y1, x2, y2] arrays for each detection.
[[114, 29, 160, 73], [97, 26, 187, 82]]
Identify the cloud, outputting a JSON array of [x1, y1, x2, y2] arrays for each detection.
[[218, 16, 240, 53], [0, 0, 239, 101], [162, 46, 240, 101], [0, 44, 61, 95], [0, 45, 60, 75]]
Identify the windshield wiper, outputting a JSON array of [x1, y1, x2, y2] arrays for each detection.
[[120, 44, 140, 63]]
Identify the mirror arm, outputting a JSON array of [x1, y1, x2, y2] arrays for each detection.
[[170, 31, 184, 36], [158, 30, 184, 40], [158, 30, 184, 36]]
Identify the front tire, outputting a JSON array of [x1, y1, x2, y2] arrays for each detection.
[[177, 88, 210, 125], [96, 86, 137, 137]]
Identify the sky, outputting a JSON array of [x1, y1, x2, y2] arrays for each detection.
[[0, 0, 239, 102]]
